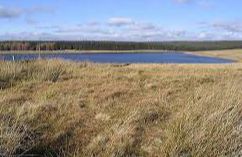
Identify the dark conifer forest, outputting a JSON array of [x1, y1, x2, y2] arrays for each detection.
[[0, 41, 242, 51]]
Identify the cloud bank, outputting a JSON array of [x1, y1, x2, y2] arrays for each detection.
[[2, 16, 242, 41], [0, 2, 241, 41]]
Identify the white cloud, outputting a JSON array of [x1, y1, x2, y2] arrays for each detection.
[[55, 24, 112, 35], [0, 5, 54, 25], [108, 17, 134, 27], [174, 0, 213, 8], [194, 20, 242, 40], [212, 21, 242, 33], [175, 0, 191, 4], [2, 17, 242, 41], [0, 32, 57, 40], [127, 22, 159, 31], [52, 18, 172, 40], [86, 21, 100, 27], [0, 6, 23, 19]]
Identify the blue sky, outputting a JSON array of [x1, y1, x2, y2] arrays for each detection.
[[0, 0, 242, 41]]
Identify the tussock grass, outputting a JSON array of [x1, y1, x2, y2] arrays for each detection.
[[162, 80, 242, 156], [0, 60, 70, 89], [0, 101, 39, 156], [0, 60, 242, 156]]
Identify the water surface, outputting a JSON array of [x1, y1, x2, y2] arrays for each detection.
[[0, 52, 234, 64]]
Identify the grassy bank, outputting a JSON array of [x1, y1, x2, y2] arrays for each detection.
[[1, 60, 242, 156], [189, 49, 242, 62]]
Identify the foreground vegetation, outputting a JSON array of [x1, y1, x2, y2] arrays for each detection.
[[1, 60, 242, 156], [1, 40, 242, 51]]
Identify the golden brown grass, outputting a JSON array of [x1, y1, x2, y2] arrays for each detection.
[[1, 60, 242, 156], [189, 49, 242, 62]]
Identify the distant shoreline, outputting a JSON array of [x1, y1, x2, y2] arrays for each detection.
[[0, 49, 181, 54]]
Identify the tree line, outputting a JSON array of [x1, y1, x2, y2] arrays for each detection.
[[0, 41, 242, 51]]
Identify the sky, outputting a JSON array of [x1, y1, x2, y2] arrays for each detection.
[[0, 0, 242, 41]]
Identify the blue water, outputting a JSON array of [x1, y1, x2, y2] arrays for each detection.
[[0, 52, 234, 64]]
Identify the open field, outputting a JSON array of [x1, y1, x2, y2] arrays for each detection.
[[189, 49, 242, 62], [1, 60, 242, 156]]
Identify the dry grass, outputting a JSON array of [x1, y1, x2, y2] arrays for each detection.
[[1, 60, 242, 156], [189, 49, 242, 62]]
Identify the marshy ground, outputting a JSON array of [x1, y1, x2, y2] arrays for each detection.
[[1, 60, 242, 156]]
